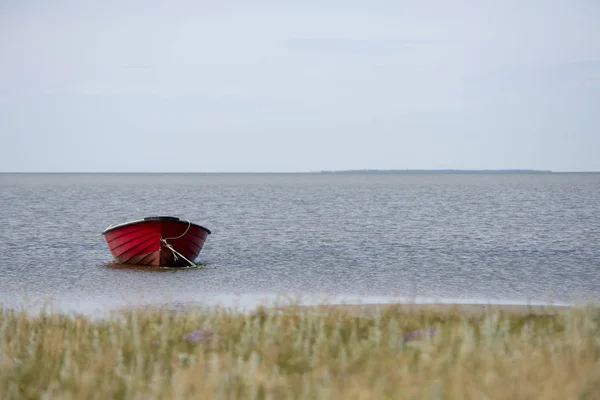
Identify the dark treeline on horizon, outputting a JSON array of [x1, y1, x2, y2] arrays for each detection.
[[319, 169, 555, 174]]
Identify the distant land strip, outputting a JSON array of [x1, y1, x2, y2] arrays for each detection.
[[4, 170, 600, 174], [319, 169, 555, 174]]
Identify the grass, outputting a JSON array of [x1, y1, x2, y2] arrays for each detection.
[[0, 302, 599, 399]]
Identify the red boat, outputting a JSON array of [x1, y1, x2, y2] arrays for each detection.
[[102, 216, 211, 267]]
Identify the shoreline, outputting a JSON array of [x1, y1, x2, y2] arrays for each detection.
[[0, 293, 586, 319], [282, 302, 576, 317], [111, 299, 580, 320]]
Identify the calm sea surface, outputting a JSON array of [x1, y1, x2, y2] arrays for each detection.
[[0, 173, 599, 315]]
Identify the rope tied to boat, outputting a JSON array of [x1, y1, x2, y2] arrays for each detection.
[[161, 220, 206, 268], [162, 219, 192, 241], [160, 238, 198, 267], [159, 219, 211, 268]]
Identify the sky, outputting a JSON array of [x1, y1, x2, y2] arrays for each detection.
[[0, 0, 599, 172]]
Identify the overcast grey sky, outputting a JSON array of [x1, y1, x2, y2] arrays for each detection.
[[0, 0, 598, 172]]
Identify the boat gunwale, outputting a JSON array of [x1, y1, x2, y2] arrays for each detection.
[[101, 216, 212, 236]]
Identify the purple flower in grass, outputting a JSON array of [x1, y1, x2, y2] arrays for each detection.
[[403, 328, 437, 344], [184, 328, 215, 344]]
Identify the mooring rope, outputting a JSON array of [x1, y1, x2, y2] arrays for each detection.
[[160, 238, 197, 267], [162, 219, 192, 241], [158, 220, 196, 267]]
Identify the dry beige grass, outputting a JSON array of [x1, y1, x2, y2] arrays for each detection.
[[1, 302, 598, 399]]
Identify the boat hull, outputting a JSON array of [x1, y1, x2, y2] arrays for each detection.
[[102, 216, 211, 267]]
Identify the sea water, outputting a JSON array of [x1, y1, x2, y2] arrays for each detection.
[[0, 172, 598, 315]]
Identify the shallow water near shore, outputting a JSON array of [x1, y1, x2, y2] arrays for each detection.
[[0, 172, 599, 315]]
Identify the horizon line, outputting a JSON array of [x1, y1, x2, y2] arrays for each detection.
[[1, 169, 600, 174]]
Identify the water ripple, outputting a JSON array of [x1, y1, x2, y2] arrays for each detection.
[[0, 173, 599, 311]]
